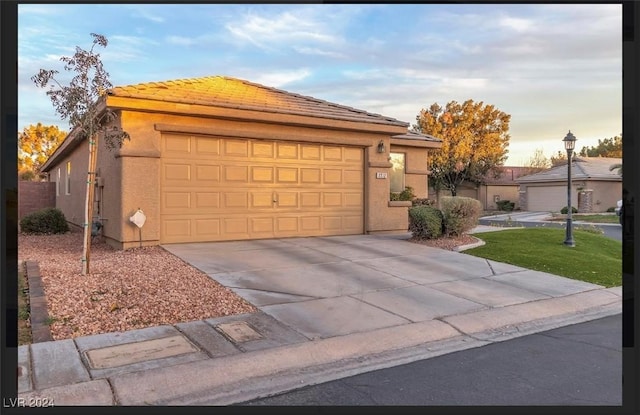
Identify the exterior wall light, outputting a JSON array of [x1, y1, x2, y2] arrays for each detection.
[[377, 140, 386, 153]]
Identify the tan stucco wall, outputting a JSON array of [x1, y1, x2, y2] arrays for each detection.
[[46, 107, 439, 248], [584, 180, 622, 212], [49, 138, 89, 227], [482, 185, 520, 210]]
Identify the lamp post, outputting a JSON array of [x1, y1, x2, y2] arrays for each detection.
[[563, 130, 576, 247]]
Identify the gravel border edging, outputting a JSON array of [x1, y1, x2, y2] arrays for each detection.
[[23, 261, 53, 343]]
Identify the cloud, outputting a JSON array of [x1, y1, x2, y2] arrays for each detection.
[[125, 5, 165, 23], [293, 46, 345, 59], [166, 35, 196, 47], [248, 69, 312, 88], [225, 9, 341, 51], [497, 15, 535, 32]]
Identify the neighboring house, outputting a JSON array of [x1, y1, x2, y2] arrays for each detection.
[[40, 76, 442, 249], [428, 166, 533, 210], [516, 157, 622, 213]]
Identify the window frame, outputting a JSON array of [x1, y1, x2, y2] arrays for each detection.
[[56, 168, 61, 196], [65, 161, 71, 195], [389, 152, 406, 194]]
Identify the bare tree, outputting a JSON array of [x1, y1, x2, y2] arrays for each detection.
[[32, 33, 129, 275]]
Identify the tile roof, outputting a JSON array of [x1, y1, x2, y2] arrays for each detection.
[[108, 76, 409, 127], [516, 157, 622, 183], [391, 131, 441, 143], [483, 166, 534, 185]]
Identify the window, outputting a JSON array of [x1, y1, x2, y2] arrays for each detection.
[[389, 152, 405, 193], [65, 162, 71, 195], [56, 168, 61, 196]]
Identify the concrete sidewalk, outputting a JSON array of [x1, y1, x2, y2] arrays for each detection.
[[17, 229, 622, 406]]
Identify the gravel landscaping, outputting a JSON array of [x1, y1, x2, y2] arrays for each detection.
[[18, 227, 257, 340]]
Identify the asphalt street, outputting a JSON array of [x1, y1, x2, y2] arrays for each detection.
[[478, 218, 622, 241], [239, 314, 622, 406]]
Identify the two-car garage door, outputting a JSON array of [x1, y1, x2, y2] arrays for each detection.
[[526, 185, 577, 212], [160, 133, 364, 243]]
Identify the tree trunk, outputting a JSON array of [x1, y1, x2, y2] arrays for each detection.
[[82, 134, 98, 275]]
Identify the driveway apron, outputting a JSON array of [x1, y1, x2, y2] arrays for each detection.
[[161, 234, 606, 341]]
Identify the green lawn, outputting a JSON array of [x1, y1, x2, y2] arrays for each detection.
[[465, 227, 622, 287]]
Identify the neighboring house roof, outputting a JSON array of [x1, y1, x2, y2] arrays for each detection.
[[108, 76, 409, 128], [483, 166, 534, 185], [390, 130, 441, 143], [516, 157, 622, 183]]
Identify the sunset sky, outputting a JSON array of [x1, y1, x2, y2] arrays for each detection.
[[18, 3, 622, 165]]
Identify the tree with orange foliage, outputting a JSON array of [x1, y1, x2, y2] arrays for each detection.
[[18, 123, 67, 180], [412, 99, 511, 196]]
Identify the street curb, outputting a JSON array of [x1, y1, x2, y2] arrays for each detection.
[[23, 287, 620, 406]]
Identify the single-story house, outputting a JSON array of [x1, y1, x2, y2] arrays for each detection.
[[40, 76, 442, 249], [428, 166, 534, 210], [516, 157, 622, 213]]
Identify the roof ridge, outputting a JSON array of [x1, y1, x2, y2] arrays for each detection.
[[109, 75, 407, 126]]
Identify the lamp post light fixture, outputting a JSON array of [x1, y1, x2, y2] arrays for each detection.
[[563, 130, 576, 247]]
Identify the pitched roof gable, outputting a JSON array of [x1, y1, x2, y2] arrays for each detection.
[[516, 157, 622, 183], [108, 76, 409, 127]]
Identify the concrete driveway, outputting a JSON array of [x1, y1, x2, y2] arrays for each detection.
[[162, 233, 614, 341]]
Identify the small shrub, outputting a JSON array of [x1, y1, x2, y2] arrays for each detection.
[[20, 207, 70, 234], [606, 207, 616, 213], [560, 206, 578, 214], [440, 196, 482, 237], [412, 198, 435, 207], [408, 205, 443, 239], [496, 200, 515, 211], [390, 186, 415, 201]]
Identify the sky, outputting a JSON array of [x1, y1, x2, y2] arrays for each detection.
[[17, 3, 622, 166]]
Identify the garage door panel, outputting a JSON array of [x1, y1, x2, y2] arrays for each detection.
[[344, 192, 363, 207], [301, 168, 321, 183], [344, 170, 362, 184], [323, 216, 342, 230], [277, 167, 298, 183], [277, 143, 298, 159], [301, 145, 321, 160], [164, 163, 191, 181], [164, 192, 191, 209], [276, 217, 298, 232], [195, 137, 220, 155], [251, 166, 274, 182], [344, 147, 362, 162], [195, 192, 220, 208], [193, 164, 220, 182], [323, 147, 342, 161], [163, 219, 191, 238], [301, 192, 321, 207], [224, 139, 249, 157], [323, 169, 342, 184], [250, 218, 274, 234], [195, 219, 221, 236], [161, 134, 363, 243], [251, 193, 274, 208], [224, 166, 249, 182], [164, 134, 191, 153], [224, 218, 248, 234], [251, 141, 274, 158], [223, 192, 248, 208], [278, 192, 298, 208]]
